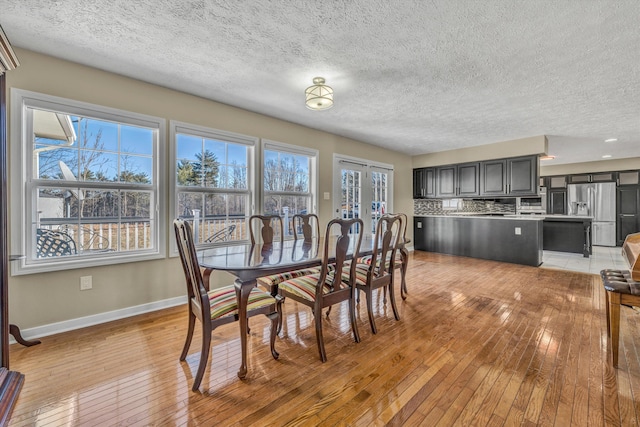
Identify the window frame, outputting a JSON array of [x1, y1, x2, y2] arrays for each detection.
[[260, 139, 318, 239], [169, 120, 257, 255], [10, 89, 166, 275]]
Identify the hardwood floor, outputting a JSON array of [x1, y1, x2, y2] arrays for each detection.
[[8, 251, 640, 426]]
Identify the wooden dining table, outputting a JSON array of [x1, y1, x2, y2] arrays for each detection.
[[197, 234, 375, 379]]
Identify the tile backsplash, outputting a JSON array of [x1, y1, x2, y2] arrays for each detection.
[[414, 198, 516, 216]]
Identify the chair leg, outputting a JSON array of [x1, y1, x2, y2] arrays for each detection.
[[605, 290, 611, 337], [388, 283, 400, 321], [276, 295, 284, 335], [349, 296, 361, 343], [192, 325, 212, 391], [180, 311, 196, 361], [314, 307, 327, 362], [267, 311, 279, 360], [400, 256, 408, 300], [610, 293, 621, 368], [365, 288, 378, 335]]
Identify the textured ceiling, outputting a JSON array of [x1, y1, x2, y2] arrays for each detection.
[[1, 0, 639, 165]]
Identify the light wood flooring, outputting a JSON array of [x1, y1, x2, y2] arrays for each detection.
[[8, 251, 640, 426]]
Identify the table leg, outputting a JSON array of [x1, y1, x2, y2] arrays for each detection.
[[235, 279, 255, 379]]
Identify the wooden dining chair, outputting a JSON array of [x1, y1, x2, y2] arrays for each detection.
[[257, 213, 324, 296], [352, 215, 402, 334], [277, 218, 363, 362], [249, 214, 283, 245], [356, 213, 409, 299], [173, 219, 281, 391]]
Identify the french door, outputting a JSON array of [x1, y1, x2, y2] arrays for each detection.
[[333, 155, 392, 235]]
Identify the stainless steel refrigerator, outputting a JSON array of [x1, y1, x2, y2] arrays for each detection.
[[567, 182, 616, 246]]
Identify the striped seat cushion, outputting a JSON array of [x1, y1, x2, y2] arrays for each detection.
[[257, 264, 336, 288], [207, 285, 276, 320], [341, 265, 370, 287], [279, 273, 342, 302]]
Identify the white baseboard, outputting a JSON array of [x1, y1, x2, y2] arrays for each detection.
[[11, 295, 186, 344]]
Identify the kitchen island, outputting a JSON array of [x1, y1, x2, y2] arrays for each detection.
[[413, 215, 543, 266]]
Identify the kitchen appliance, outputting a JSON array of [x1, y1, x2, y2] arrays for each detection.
[[567, 182, 616, 246], [516, 195, 547, 214]]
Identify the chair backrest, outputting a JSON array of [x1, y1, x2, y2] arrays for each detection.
[[36, 229, 77, 258], [173, 219, 209, 315], [369, 215, 401, 278], [385, 212, 408, 248], [249, 215, 284, 245], [292, 213, 320, 241], [317, 218, 363, 295]]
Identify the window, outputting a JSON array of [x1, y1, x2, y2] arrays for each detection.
[[332, 154, 393, 235], [10, 89, 166, 274], [262, 140, 317, 237], [170, 121, 255, 246]]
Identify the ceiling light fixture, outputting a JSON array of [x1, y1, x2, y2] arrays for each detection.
[[604, 138, 618, 143], [540, 155, 556, 161], [602, 154, 612, 158], [305, 77, 333, 110]]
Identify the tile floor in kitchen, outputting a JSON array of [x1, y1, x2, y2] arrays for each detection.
[[541, 245, 627, 275]]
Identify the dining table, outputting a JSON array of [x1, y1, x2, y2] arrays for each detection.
[[197, 233, 376, 379]]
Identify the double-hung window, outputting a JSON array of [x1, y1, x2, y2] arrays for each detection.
[[262, 140, 317, 237], [171, 121, 255, 245], [11, 89, 165, 274]]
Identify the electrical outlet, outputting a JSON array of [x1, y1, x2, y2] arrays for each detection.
[[323, 192, 330, 200], [80, 275, 92, 290], [515, 227, 522, 235]]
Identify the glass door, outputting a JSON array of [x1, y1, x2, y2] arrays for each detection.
[[338, 164, 364, 234]]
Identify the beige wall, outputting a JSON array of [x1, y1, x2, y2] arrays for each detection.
[[6, 48, 413, 331], [412, 135, 548, 168], [541, 157, 640, 176]]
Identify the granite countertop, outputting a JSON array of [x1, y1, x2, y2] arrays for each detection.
[[415, 214, 594, 221]]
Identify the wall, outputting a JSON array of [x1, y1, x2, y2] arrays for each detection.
[[541, 157, 640, 176], [6, 48, 413, 333], [412, 135, 548, 168]]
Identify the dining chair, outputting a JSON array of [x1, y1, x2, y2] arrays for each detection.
[[277, 218, 363, 362], [256, 213, 324, 296], [352, 215, 402, 334], [173, 219, 281, 391], [356, 213, 409, 299], [249, 214, 283, 245]]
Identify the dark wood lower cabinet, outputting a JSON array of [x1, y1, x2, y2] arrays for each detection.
[[617, 186, 640, 245]]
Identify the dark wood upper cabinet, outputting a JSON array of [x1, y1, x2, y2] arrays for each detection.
[[506, 156, 538, 195], [457, 162, 480, 197], [436, 165, 457, 198], [480, 159, 507, 196], [548, 189, 567, 215], [413, 167, 435, 198]]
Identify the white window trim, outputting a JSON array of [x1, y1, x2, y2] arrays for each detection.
[[260, 139, 319, 228], [10, 88, 167, 275], [169, 120, 257, 256]]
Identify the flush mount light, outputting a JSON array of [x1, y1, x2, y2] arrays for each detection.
[[604, 138, 618, 143], [602, 154, 612, 158], [540, 155, 556, 161], [305, 77, 333, 110]]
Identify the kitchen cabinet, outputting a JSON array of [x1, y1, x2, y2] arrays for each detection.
[[618, 171, 639, 186], [569, 172, 615, 183], [617, 185, 640, 246], [413, 167, 435, 198], [506, 156, 538, 195], [480, 155, 538, 196], [435, 162, 480, 197], [548, 175, 567, 189], [548, 189, 567, 215]]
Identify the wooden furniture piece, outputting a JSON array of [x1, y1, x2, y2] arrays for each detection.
[[249, 215, 283, 245], [354, 215, 401, 334], [357, 213, 409, 300], [197, 232, 374, 378], [277, 218, 363, 362], [257, 214, 322, 294], [173, 219, 281, 390], [600, 232, 640, 367]]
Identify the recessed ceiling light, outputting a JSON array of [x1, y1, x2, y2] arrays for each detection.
[[604, 138, 618, 143], [602, 154, 612, 158], [540, 155, 556, 161]]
